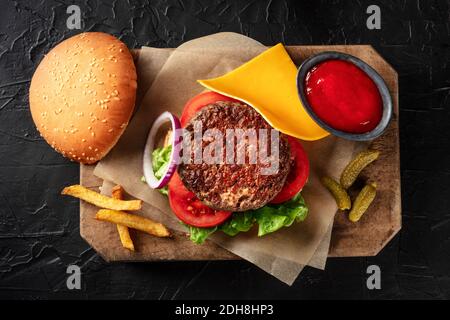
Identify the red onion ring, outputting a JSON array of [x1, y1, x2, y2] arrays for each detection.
[[143, 112, 181, 189]]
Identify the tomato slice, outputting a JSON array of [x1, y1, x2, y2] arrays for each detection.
[[270, 136, 310, 204], [168, 172, 232, 227], [180, 91, 239, 127]]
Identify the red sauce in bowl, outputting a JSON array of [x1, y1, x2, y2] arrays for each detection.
[[304, 59, 382, 134]]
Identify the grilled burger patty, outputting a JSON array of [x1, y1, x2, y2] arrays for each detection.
[[178, 101, 291, 211]]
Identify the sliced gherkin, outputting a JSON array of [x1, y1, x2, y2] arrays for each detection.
[[321, 176, 351, 210], [348, 182, 377, 222], [340, 149, 380, 189]]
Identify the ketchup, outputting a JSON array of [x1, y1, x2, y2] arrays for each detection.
[[304, 59, 382, 134]]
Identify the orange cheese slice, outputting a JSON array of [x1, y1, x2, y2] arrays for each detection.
[[198, 44, 329, 141]]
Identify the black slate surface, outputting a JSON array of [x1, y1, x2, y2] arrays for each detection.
[[0, 0, 449, 299]]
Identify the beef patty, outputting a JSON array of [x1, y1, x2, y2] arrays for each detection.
[[178, 101, 291, 211]]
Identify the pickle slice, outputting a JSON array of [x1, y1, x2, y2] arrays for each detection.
[[321, 176, 351, 210], [348, 182, 377, 222], [340, 149, 380, 189]]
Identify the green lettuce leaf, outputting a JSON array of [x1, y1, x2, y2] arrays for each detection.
[[142, 145, 172, 195], [153, 145, 172, 179], [219, 211, 255, 236], [252, 192, 308, 236], [190, 193, 308, 242], [188, 225, 218, 244]]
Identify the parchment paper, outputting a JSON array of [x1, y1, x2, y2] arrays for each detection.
[[94, 32, 356, 285], [100, 178, 333, 284]]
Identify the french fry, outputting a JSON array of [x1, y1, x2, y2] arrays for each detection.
[[96, 209, 171, 238], [112, 185, 135, 251], [62, 184, 142, 211], [111, 184, 124, 200]]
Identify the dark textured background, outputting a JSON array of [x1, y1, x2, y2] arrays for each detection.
[[0, 0, 449, 299]]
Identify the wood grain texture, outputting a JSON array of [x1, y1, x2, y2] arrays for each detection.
[[80, 45, 400, 260]]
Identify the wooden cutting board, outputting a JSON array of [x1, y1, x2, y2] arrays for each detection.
[[80, 45, 400, 261]]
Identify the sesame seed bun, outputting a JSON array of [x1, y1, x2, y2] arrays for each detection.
[[29, 32, 137, 164]]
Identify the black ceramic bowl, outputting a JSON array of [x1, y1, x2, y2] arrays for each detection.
[[296, 51, 392, 141]]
